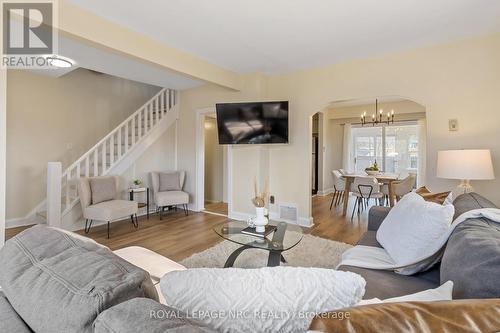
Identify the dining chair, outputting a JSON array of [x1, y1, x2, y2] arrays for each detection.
[[351, 176, 384, 220], [330, 170, 346, 209], [381, 174, 416, 205]]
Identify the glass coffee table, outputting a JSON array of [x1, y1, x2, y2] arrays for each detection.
[[213, 220, 303, 267]]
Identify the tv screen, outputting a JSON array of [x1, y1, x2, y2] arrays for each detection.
[[215, 101, 289, 144]]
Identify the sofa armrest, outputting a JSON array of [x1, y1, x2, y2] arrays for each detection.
[[94, 298, 212, 333], [368, 206, 391, 231], [309, 299, 500, 333]]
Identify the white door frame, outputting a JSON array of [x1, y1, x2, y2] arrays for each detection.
[[195, 107, 232, 215]]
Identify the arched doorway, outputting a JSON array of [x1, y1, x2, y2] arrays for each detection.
[[309, 96, 427, 228]]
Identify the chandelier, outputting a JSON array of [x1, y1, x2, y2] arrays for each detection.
[[361, 99, 395, 126]]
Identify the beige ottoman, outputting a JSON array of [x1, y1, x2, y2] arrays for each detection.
[[114, 246, 186, 304]]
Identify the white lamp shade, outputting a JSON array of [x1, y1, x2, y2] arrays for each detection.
[[437, 149, 495, 180]]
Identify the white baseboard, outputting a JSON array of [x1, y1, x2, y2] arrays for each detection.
[[6, 215, 44, 229], [317, 188, 334, 196], [204, 199, 222, 204], [228, 211, 253, 222]]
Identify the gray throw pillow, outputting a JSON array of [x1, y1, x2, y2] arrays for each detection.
[[441, 192, 499, 298], [159, 172, 181, 191], [0, 225, 159, 333], [89, 176, 116, 204]]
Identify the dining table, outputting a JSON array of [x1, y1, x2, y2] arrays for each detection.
[[341, 172, 400, 216]]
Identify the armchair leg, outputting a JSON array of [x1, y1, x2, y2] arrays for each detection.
[[107, 221, 110, 239], [159, 207, 163, 220], [84, 219, 93, 234], [183, 204, 188, 216]]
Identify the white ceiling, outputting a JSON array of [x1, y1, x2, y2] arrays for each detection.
[[68, 0, 500, 74]]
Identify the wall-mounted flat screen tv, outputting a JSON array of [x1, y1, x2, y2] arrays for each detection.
[[215, 101, 289, 144]]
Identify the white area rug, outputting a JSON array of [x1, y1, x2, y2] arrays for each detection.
[[180, 233, 352, 268]]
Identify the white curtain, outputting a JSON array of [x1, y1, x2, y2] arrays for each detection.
[[342, 123, 354, 172], [417, 118, 427, 187]]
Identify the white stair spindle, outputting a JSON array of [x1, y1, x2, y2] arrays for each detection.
[[155, 98, 159, 124], [165, 90, 170, 113], [102, 142, 106, 174], [160, 92, 164, 117], [138, 108, 142, 139], [85, 156, 90, 177], [124, 122, 129, 152], [76, 162, 80, 179], [66, 173, 71, 208], [149, 103, 153, 129], [131, 116, 136, 145], [93, 149, 98, 176], [110, 132, 115, 164], [117, 127, 122, 159]]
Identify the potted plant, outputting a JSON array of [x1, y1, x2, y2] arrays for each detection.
[[365, 160, 380, 175], [132, 179, 142, 189]]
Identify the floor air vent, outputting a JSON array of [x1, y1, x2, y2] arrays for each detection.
[[279, 203, 298, 222]]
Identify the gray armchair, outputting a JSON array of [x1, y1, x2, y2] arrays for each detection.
[[150, 171, 189, 219], [77, 176, 138, 238]]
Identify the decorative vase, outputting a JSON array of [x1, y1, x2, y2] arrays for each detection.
[[254, 207, 268, 233]]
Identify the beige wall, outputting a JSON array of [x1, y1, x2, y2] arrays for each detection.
[[204, 117, 224, 203], [267, 33, 500, 220], [178, 33, 500, 224], [122, 124, 177, 195], [6, 69, 161, 219], [178, 73, 268, 216]]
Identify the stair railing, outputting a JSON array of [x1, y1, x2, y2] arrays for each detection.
[[53, 88, 176, 217]]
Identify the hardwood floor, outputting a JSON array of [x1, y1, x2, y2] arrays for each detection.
[[5, 194, 369, 261], [204, 202, 228, 216], [309, 194, 369, 245]]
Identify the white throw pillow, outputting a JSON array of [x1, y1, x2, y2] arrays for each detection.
[[160, 267, 365, 333], [358, 281, 453, 305], [376, 192, 455, 267]]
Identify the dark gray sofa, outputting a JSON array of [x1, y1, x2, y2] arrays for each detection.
[[339, 192, 500, 299], [1, 193, 498, 332]]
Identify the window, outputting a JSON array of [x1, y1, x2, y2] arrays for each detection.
[[351, 123, 419, 179], [352, 126, 383, 173]]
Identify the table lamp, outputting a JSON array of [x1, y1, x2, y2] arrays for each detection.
[[437, 149, 495, 193]]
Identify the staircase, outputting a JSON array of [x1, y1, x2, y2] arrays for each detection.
[[36, 88, 178, 224]]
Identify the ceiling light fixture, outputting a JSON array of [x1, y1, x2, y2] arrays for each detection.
[[46, 56, 73, 68], [361, 99, 395, 126]]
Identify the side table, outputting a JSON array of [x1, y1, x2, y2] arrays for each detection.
[[128, 187, 150, 219]]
